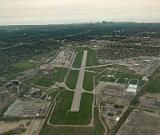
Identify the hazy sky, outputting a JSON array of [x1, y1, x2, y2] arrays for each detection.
[[0, 0, 160, 25]]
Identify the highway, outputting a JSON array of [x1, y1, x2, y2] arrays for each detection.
[[70, 51, 87, 112]]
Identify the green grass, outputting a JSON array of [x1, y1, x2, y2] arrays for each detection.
[[86, 49, 99, 67], [34, 67, 68, 87], [94, 107, 105, 135], [13, 51, 55, 73], [48, 87, 64, 99], [65, 70, 79, 89], [24, 71, 44, 85], [72, 52, 84, 68], [40, 100, 94, 135], [31, 53, 51, 61], [83, 72, 97, 91], [86, 65, 114, 72], [99, 77, 118, 83], [108, 78, 117, 82], [40, 94, 47, 100], [49, 90, 73, 124], [115, 72, 142, 80], [49, 91, 93, 125], [139, 80, 146, 86], [19, 86, 31, 97], [117, 78, 127, 84], [14, 61, 36, 71], [47, 67, 68, 82], [108, 70, 116, 75], [95, 70, 109, 85], [146, 75, 160, 93], [35, 77, 55, 87], [6, 72, 24, 80], [129, 79, 139, 85], [39, 98, 104, 135], [132, 100, 140, 106], [40, 126, 94, 135], [76, 47, 89, 52], [99, 77, 109, 82], [95, 69, 142, 85]]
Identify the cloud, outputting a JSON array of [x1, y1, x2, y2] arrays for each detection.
[[0, 0, 160, 25]]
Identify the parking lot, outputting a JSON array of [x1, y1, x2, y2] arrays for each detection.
[[116, 109, 160, 135], [51, 49, 74, 67]]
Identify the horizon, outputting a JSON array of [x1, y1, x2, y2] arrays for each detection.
[[1, 21, 160, 27], [1, 0, 160, 25]]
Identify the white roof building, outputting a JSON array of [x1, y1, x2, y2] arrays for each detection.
[[126, 84, 138, 93], [116, 117, 120, 121]]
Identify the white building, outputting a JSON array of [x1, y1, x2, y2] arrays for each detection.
[[126, 84, 138, 93]]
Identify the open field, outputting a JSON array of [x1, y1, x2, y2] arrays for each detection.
[[72, 51, 84, 68], [49, 90, 74, 125], [31, 52, 55, 61], [6, 72, 24, 80], [1, 128, 26, 135], [48, 87, 64, 99], [108, 78, 117, 82], [76, 47, 89, 52], [14, 61, 36, 71], [83, 72, 97, 91], [97, 70, 142, 84], [116, 78, 126, 84], [0, 120, 30, 135], [10, 51, 56, 75], [24, 70, 44, 85], [95, 70, 109, 85], [40, 125, 94, 135], [35, 67, 68, 87], [138, 80, 146, 86], [35, 77, 55, 87], [39, 107, 104, 135], [99, 77, 109, 82], [128, 79, 139, 85], [49, 91, 93, 125], [47, 67, 68, 82], [86, 65, 114, 72], [115, 72, 142, 80], [65, 70, 79, 89], [86, 49, 99, 67], [94, 107, 105, 135], [13, 53, 50, 71], [146, 75, 160, 93]]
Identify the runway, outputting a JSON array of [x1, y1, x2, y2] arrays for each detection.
[[70, 51, 87, 112]]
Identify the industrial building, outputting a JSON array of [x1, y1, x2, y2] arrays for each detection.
[[4, 98, 51, 118]]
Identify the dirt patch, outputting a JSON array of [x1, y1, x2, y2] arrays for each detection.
[[145, 93, 160, 98], [39, 64, 50, 70], [29, 60, 37, 63], [0, 120, 31, 134]]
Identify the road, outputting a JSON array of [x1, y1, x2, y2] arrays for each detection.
[[25, 119, 45, 135], [70, 51, 87, 112]]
